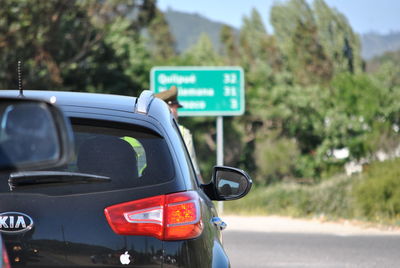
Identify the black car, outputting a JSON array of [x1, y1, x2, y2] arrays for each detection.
[[0, 95, 73, 268], [0, 90, 252, 267]]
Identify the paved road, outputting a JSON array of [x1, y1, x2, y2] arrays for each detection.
[[222, 216, 400, 268], [224, 231, 400, 268]]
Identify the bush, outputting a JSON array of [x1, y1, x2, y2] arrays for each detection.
[[354, 158, 400, 221], [254, 132, 300, 184], [224, 174, 356, 219], [224, 159, 400, 225]]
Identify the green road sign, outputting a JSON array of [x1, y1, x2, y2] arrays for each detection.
[[150, 66, 244, 116]]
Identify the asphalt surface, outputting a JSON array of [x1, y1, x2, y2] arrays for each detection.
[[224, 231, 400, 268], [222, 216, 400, 268]]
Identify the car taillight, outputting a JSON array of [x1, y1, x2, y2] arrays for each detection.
[[104, 191, 203, 240], [2, 241, 10, 268]]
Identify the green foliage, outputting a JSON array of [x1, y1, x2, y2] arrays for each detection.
[[323, 72, 400, 160], [254, 132, 300, 184], [239, 8, 269, 64], [224, 174, 356, 219], [354, 159, 400, 220], [369, 49, 400, 69], [103, 17, 152, 93], [147, 8, 176, 60], [0, 0, 169, 95], [220, 25, 238, 64], [186, 1, 400, 222], [1, 0, 400, 225], [314, 0, 363, 74], [226, 159, 400, 224], [271, 0, 333, 85], [325, 73, 379, 157], [211, 0, 400, 185], [181, 33, 222, 65]]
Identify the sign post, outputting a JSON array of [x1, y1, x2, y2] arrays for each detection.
[[216, 116, 224, 213], [151, 66, 245, 213]]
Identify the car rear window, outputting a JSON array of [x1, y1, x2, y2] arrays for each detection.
[[0, 123, 175, 195]]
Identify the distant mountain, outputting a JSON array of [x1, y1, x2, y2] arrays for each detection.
[[164, 9, 236, 54], [361, 32, 400, 60], [164, 9, 400, 60]]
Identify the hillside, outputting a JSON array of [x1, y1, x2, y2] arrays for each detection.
[[164, 9, 400, 60], [361, 32, 400, 60], [164, 9, 235, 54]]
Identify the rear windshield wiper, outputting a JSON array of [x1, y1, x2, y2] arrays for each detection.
[[9, 171, 111, 190]]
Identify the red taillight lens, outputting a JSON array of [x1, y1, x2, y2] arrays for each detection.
[[104, 195, 164, 239], [164, 192, 202, 240], [104, 191, 203, 241]]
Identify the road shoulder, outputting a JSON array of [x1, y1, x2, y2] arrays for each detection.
[[222, 215, 400, 235]]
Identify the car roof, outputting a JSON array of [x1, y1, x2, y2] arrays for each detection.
[[0, 90, 171, 123], [0, 90, 136, 112]]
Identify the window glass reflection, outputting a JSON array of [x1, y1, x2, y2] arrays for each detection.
[[0, 103, 59, 168]]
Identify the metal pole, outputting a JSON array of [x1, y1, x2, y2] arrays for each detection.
[[216, 116, 224, 214]]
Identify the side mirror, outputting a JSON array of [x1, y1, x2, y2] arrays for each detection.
[[202, 166, 252, 201], [0, 97, 74, 172]]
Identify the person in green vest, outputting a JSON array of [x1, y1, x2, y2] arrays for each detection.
[[155, 86, 202, 182]]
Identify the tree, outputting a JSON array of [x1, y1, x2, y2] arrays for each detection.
[[270, 0, 333, 85], [239, 8, 281, 71], [181, 33, 221, 65], [365, 50, 400, 157], [0, 0, 158, 95], [220, 25, 238, 65], [313, 0, 363, 74], [219, 8, 296, 179], [147, 8, 176, 61]]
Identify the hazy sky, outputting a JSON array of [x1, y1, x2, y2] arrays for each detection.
[[157, 0, 400, 34]]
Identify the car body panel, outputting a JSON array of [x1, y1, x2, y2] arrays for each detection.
[[0, 90, 229, 267]]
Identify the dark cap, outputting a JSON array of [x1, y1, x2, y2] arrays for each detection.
[[154, 86, 183, 108]]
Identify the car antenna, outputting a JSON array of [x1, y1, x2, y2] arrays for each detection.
[[18, 60, 24, 97]]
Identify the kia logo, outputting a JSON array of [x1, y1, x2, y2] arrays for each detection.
[[0, 212, 34, 234]]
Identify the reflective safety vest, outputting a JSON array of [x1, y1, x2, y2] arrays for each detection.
[[121, 136, 147, 175]]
